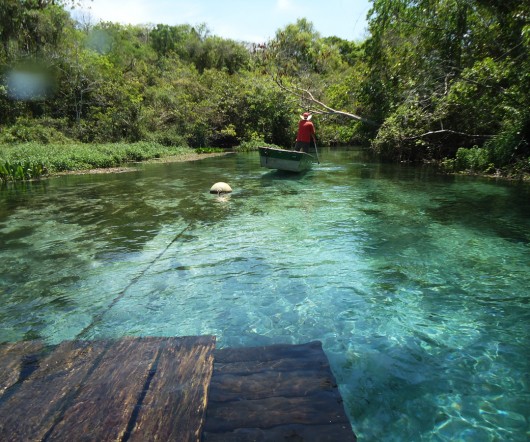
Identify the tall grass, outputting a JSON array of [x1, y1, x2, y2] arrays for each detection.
[[0, 142, 194, 181]]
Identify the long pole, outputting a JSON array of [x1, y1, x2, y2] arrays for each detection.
[[313, 139, 320, 164]]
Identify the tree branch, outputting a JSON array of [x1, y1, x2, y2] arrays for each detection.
[[403, 129, 494, 140], [275, 78, 378, 126]]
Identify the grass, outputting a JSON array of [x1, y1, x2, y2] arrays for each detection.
[[0, 142, 197, 181]]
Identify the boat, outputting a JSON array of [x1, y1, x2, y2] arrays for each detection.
[[258, 146, 315, 172]]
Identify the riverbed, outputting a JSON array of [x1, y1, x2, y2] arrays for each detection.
[[1, 147, 528, 440]]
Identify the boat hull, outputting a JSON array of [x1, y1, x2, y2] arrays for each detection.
[[258, 147, 314, 172]]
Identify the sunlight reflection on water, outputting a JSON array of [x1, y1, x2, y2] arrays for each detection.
[[1, 149, 529, 440]]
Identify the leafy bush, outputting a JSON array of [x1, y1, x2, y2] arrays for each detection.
[[195, 147, 225, 153], [455, 146, 495, 173], [371, 102, 434, 162], [320, 121, 367, 146], [485, 116, 530, 167], [0, 161, 47, 181], [145, 127, 189, 147], [234, 137, 280, 152], [0, 118, 72, 144]]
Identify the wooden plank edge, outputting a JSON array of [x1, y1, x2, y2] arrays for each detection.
[[202, 422, 357, 442]]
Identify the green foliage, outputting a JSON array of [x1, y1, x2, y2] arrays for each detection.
[[0, 160, 47, 181], [319, 121, 360, 146], [196, 37, 250, 74], [322, 37, 363, 66], [195, 147, 225, 153], [145, 127, 189, 147], [149, 24, 249, 74], [361, 0, 529, 171], [0, 118, 71, 144], [1, 0, 528, 177], [486, 118, 529, 168], [0, 142, 194, 173], [264, 19, 344, 77], [150, 24, 203, 61], [0, 0, 72, 59], [455, 147, 495, 173], [234, 137, 279, 152], [371, 101, 434, 161]]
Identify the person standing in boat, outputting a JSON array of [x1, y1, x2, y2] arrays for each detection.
[[295, 112, 316, 153]]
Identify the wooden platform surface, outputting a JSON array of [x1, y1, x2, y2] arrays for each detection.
[[0, 337, 215, 442], [203, 341, 355, 441], [0, 338, 356, 442]]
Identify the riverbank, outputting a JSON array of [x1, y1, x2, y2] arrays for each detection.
[[438, 163, 530, 182], [0, 142, 232, 181], [53, 152, 232, 177]]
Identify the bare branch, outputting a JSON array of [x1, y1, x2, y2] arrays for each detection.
[[275, 78, 378, 126], [403, 129, 494, 140]]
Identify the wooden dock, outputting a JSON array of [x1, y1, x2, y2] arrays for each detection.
[[0, 337, 356, 441]]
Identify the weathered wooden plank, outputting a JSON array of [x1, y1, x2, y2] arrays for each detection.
[[203, 423, 356, 442], [0, 341, 43, 399], [213, 355, 329, 375], [204, 393, 350, 432], [128, 335, 216, 442], [204, 340, 355, 440], [0, 339, 108, 441], [1, 338, 355, 442], [213, 341, 327, 364], [46, 337, 162, 441], [209, 369, 337, 402]]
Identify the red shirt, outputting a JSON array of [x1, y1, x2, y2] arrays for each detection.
[[296, 120, 315, 143]]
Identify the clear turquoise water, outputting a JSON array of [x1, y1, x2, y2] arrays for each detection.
[[1, 148, 529, 440]]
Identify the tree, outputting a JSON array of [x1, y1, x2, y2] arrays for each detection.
[[362, 0, 529, 167], [260, 18, 375, 145]]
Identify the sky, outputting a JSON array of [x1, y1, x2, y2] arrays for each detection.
[[73, 0, 372, 43]]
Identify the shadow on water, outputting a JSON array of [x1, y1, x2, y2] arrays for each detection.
[[259, 168, 311, 180], [426, 182, 530, 244], [0, 180, 50, 222]]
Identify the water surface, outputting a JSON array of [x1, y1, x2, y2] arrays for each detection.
[[1, 148, 529, 440]]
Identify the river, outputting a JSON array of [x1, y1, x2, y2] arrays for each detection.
[[1, 148, 529, 440]]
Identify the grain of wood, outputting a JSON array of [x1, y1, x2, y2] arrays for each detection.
[[0, 341, 43, 398], [0, 340, 108, 441], [203, 423, 356, 442], [46, 337, 162, 441], [128, 336, 216, 442], [203, 341, 356, 441]]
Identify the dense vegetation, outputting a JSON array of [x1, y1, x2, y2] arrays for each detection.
[[365, 0, 529, 177], [0, 0, 528, 180]]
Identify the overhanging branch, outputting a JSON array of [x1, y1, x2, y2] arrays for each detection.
[[275, 78, 378, 126], [403, 129, 494, 140]]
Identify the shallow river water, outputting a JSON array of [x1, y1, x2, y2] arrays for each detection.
[[1, 148, 529, 440]]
